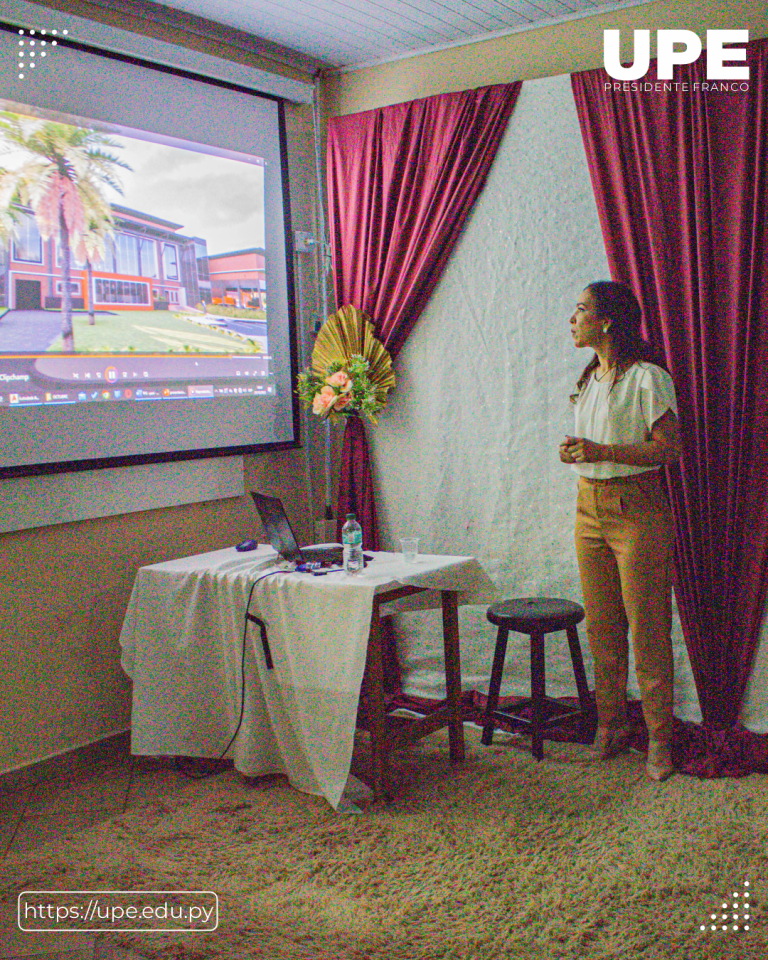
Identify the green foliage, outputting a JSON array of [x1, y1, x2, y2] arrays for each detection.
[[297, 353, 387, 424], [297, 368, 324, 407], [202, 304, 266, 320], [44, 310, 261, 354]]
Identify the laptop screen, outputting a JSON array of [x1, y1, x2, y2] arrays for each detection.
[[250, 492, 303, 563]]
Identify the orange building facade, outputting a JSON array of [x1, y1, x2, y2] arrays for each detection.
[[207, 247, 266, 309], [0, 204, 211, 312]]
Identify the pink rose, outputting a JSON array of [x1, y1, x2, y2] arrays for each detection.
[[326, 370, 352, 392], [312, 385, 337, 415]]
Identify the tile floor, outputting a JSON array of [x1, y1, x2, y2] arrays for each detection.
[[1, 734, 216, 960]]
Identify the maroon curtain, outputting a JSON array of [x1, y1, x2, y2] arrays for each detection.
[[572, 40, 768, 776], [327, 83, 521, 547], [336, 413, 379, 548]]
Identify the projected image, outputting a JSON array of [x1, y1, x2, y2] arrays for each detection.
[[0, 105, 273, 406]]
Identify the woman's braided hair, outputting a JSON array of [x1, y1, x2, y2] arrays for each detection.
[[570, 281, 666, 404]]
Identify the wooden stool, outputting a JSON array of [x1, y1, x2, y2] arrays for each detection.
[[481, 598, 595, 760]]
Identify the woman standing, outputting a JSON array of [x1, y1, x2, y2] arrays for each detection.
[[559, 281, 681, 782]]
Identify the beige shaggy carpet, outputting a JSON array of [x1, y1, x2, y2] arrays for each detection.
[[1, 728, 766, 960]]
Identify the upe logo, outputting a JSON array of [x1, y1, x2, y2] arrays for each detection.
[[604, 29, 750, 81]]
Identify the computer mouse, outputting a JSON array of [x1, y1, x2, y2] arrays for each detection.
[[235, 539, 259, 552]]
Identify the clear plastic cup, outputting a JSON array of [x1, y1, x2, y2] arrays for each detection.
[[399, 538, 419, 563]]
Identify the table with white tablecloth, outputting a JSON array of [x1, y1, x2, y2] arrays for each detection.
[[119, 545, 493, 808]]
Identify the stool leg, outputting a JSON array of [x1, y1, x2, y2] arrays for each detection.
[[482, 626, 509, 745], [530, 632, 545, 760], [566, 625, 596, 737]]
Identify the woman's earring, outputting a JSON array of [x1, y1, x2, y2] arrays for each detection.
[[602, 324, 610, 334]]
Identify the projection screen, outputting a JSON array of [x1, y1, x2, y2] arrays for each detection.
[[0, 22, 299, 478]]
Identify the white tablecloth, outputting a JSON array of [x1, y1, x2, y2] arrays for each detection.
[[119, 546, 493, 808]]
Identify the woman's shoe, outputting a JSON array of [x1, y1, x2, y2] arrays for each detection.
[[590, 724, 632, 761], [645, 740, 675, 781]]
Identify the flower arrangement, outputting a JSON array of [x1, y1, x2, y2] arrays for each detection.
[[297, 305, 395, 424]]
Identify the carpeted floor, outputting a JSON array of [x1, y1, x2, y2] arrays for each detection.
[[1, 727, 765, 960]]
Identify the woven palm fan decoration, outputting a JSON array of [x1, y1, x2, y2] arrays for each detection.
[[298, 305, 396, 424]]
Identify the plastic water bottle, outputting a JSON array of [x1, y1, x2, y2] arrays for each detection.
[[342, 513, 364, 575]]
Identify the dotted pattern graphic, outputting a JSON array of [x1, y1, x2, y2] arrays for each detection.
[[700, 880, 751, 933], [16, 28, 68, 80]]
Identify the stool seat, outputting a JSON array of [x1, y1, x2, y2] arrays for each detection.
[[487, 598, 585, 634], [481, 597, 595, 759]]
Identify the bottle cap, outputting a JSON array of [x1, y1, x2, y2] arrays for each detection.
[[346, 513, 355, 520]]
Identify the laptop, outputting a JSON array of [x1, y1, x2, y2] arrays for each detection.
[[251, 492, 344, 568]]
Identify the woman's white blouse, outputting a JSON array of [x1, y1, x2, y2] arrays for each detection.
[[572, 361, 677, 479]]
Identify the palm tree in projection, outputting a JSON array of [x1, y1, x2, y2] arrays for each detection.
[[0, 163, 23, 255], [0, 112, 128, 350], [74, 179, 117, 326]]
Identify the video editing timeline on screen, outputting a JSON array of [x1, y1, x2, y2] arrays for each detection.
[[0, 352, 274, 406]]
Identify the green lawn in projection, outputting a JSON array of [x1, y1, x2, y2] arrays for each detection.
[[45, 311, 265, 354]]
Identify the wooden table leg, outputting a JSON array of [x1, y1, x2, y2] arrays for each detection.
[[365, 598, 389, 802], [441, 590, 465, 765]]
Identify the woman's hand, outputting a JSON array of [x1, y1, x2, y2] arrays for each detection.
[[559, 436, 608, 464], [560, 413, 682, 468]]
